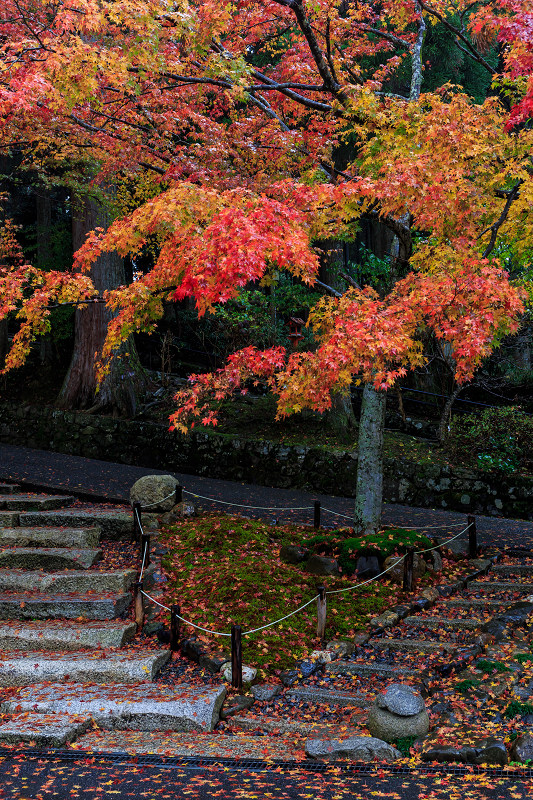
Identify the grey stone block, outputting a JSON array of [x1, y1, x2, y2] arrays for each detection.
[[0, 513, 19, 526], [305, 736, 401, 762], [2, 683, 227, 732], [422, 732, 508, 765], [0, 569, 136, 594], [287, 688, 370, 707], [131, 475, 177, 512], [0, 547, 103, 570], [404, 616, 481, 631], [304, 555, 341, 576], [326, 662, 413, 679], [0, 620, 136, 650], [251, 684, 282, 702], [0, 712, 91, 747], [0, 527, 101, 548], [19, 510, 148, 540], [0, 650, 171, 685], [0, 592, 131, 620], [367, 706, 429, 743], [370, 638, 457, 654], [0, 494, 74, 511], [376, 684, 425, 716]]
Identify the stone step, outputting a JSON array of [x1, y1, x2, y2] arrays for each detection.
[[19, 510, 158, 541], [287, 687, 371, 708], [74, 730, 300, 759], [0, 527, 101, 548], [467, 580, 533, 594], [444, 599, 512, 610], [0, 712, 91, 747], [0, 569, 136, 594], [0, 620, 136, 650], [229, 716, 363, 738], [403, 616, 482, 631], [0, 649, 170, 685], [325, 661, 415, 679], [492, 564, 533, 576], [0, 484, 20, 494], [0, 494, 74, 511], [2, 682, 227, 732], [0, 547, 102, 570], [370, 638, 458, 654], [0, 592, 131, 620]]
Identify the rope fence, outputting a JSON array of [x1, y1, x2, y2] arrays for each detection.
[[131, 485, 478, 689]]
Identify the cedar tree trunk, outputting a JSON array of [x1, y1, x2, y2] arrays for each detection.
[[354, 383, 386, 534], [57, 195, 145, 415]]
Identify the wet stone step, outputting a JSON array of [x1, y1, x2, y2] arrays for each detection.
[[0, 569, 136, 594], [0, 649, 171, 685], [403, 616, 482, 631], [0, 547, 103, 570], [0, 712, 91, 747], [0, 513, 19, 527], [0, 592, 131, 620], [286, 687, 371, 708], [75, 730, 301, 759], [444, 599, 513, 611], [467, 580, 533, 594], [0, 620, 136, 650], [325, 661, 415, 679], [0, 484, 20, 494], [0, 495, 75, 511], [19, 510, 158, 541], [2, 682, 227, 732], [492, 564, 533, 576], [0, 527, 101, 548], [370, 638, 459, 654], [229, 716, 362, 738]]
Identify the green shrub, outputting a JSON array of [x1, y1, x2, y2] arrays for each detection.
[[444, 406, 533, 474], [476, 659, 512, 673], [504, 701, 533, 719]]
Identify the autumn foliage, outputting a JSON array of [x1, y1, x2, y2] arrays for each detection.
[[0, 0, 531, 423]]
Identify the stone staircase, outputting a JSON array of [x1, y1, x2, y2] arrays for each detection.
[[0, 483, 226, 748]]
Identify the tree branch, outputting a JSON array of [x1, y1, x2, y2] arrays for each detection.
[[480, 180, 523, 258], [418, 0, 495, 73]]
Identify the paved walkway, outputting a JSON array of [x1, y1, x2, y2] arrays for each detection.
[[0, 443, 532, 548]]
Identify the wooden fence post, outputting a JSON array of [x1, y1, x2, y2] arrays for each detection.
[[403, 547, 415, 592], [231, 624, 243, 691], [133, 580, 144, 631], [317, 585, 327, 641]]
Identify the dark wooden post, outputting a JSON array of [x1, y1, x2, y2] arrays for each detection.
[[132, 502, 142, 543], [175, 485, 183, 504], [133, 580, 144, 631], [403, 547, 415, 592], [468, 515, 477, 558], [170, 604, 181, 651], [140, 533, 151, 568], [231, 624, 242, 690], [317, 585, 327, 641], [314, 501, 321, 529]]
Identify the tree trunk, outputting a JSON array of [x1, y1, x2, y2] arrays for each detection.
[[354, 385, 386, 534], [57, 195, 145, 415], [0, 319, 7, 370]]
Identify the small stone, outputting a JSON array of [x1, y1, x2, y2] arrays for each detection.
[[305, 555, 341, 576], [130, 475, 178, 512], [220, 695, 254, 720], [305, 736, 401, 762], [355, 555, 381, 578], [199, 651, 231, 674], [298, 660, 316, 678], [222, 664, 257, 684], [326, 640, 355, 658], [280, 669, 299, 687], [420, 588, 439, 604], [310, 650, 333, 664], [280, 545, 309, 564], [142, 622, 164, 637], [370, 611, 399, 629], [376, 684, 425, 716], [251, 684, 282, 702], [510, 733, 533, 764], [353, 632, 370, 646], [421, 732, 508, 766]]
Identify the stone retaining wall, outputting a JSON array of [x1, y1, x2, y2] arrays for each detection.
[[0, 401, 531, 519]]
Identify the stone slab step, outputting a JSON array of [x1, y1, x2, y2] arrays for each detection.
[[0, 527, 101, 548], [0, 513, 19, 527], [287, 687, 370, 708], [467, 580, 533, 594], [0, 712, 91, 747], [0, 547, 102, 570], [325, 661, 416, 679], [19, 510, 159, 540], [404, 616, 481, 631], [492, 564, 533, 576], [74, 730, 300, 759], [230, 716, 363, 738], [0, 592, 131, 620], [2, 682, 227, 732], [0, 569, 136, 594], [0, 620, 136, 650], [444, 599, 512, 610], [370, 638, 458, 654], [0, 484, 19, 494], [0, 494, 74, 511], [0, 649, 171, 685]]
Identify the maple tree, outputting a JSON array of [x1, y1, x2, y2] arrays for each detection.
[[0, 0, 531, 530]]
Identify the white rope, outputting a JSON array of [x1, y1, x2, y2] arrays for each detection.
[[415, 523, 472, 553], [139, 539, 148, 582], [140, 489, 176, 509], [398, 521, 467, 530], [183, 490, 312, 512], [243, 595, 319, 635], [321, 507, 354, 520], [140, 590, 231, 636], [326, 554, 406, 596]]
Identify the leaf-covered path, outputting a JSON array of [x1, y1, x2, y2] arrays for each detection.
[[0, 443, 531, 549]]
